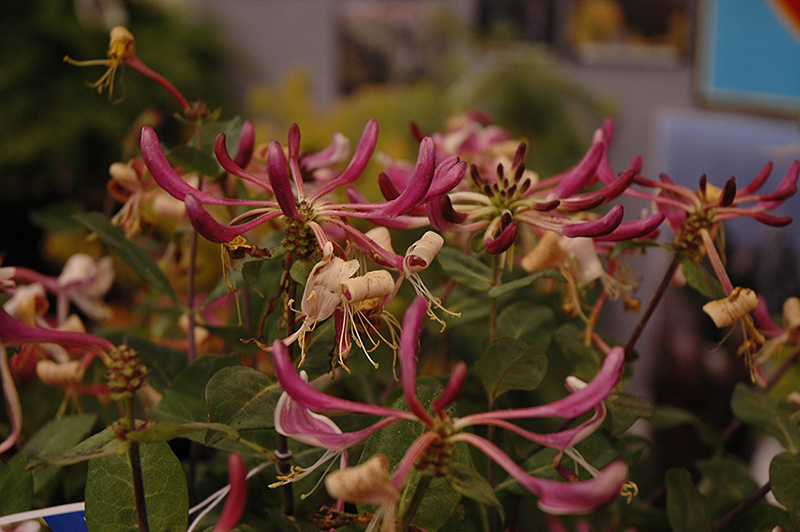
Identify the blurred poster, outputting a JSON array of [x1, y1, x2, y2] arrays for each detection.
[[0, 503, 87, 532], [697, 0, 800, 114]]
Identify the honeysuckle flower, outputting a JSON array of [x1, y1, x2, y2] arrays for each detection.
[[751, 296, 800, 387], [630, 162, 798, 375], [271, 296, 630, 515], [424, 119, 664, 256], [141, 120, 452, 260]]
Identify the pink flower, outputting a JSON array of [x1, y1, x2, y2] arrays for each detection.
[[141, 120, 456, 259], [417, 117, 664, 254], [270, 297, 629, 515]]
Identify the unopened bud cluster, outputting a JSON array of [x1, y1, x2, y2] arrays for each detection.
[[107, 345, 148, 401]]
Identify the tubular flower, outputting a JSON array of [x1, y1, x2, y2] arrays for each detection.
[[630, 163, 798, 375], [420, 117, 664, 256], [141, 120, 452, 259], [270, 297, 630, 516]]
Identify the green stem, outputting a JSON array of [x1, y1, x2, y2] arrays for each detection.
[[276, 252, 297, 516], [125, 400, 149, 532], [623, 253, 681, 359], [398, 474, 433, 532]]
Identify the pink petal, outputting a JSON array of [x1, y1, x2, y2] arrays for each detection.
[[234, 120, 256, 168], [212, 453, 248, 532], [0, 308, 113, 353], [551, 140, 605, 199], [484, 221, 519, 254], [425, 157, 468, 199], [399, 297, 434, 426], [275, 385, 399, 450], [309, 119, 379, 200], [460, 346, 624, 423], [563, 205, 624, 238], [271, 339, 410, 419], [378, 137, 436, 218], [140, 127, 266, 207], [593, 212, 665, 242], [267, 142, 301, 219], [215, 132, 270, 190], [431, 362, 467, 413], [454, 433, 628, 514], [738, 161, 773, 196], [185, 194, 280, 244], [426, 194, 467, 232]]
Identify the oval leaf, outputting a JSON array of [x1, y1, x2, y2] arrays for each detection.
[[85, 442, 188, 532], [770, 452, 800, 520], [497, 303, 556, 353], [436, 247, 492, 291], [42, 427, 129, 466], [475, 337, 548, 401], [731, 383, 800, 453], [0, 454, 33, 516], [205, 366, 282, 445], [665, 468, 713, 532], [446, 462, 504, 521]]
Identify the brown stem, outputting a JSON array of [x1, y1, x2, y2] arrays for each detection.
[[713, 481, 771, 532], [624, 253, 681, 359]]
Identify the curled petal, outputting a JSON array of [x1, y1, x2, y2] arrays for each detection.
[[558, 194, 606, 213], [234, 120, 256, 168], [378, 172, 401, 201], [309, 119, 379, 200], [562, 205, 624, 238], [454, 433, 628, 514], [484, 221, 518, 254], [751, 212, 793, 226], [325, 455, 400, 506], [399, 297, 435, 426], [431, 362, 467, 413], [739, 161, 773, 196], [753, 295, 784, 337], [215, 133, 270, 189], [594, 169, 637, 204], [212, 453, 248, 532], [267, 142, 301, 219], [426, 194, 467, 232], [0, 308, 114, 353], [379, 137, 436, 218], [141, 127, 265, 206], [551, 140, 605, 199], [337, 222, 404, 269], [270, 339, 410, 419], [458, 346, 624, 424], [594, 212, 665, 242], [426, 157, 468, 198], [185, 194, 279, 244], [275, 379, 398, 450], [302, 132, 351, 173]]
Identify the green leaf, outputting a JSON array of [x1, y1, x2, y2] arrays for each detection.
[[149, 355, 240, 425], [241, 260, 265, 297], [665, 468, 714, 532], [497, 302, 556, 353], [166, 144, 222, 177], [43, 427, 129, 466], [436, 247, 492, 291], [446, 462, 504, 521], [73, 212, 180, 306], [475, 337, 548, 401], [770, 452, 800, 529], [554, 323, 603, 380], [124, 421, 239, 443], [731, 383, 800, 453], [0, 454, 33, 515], [205, 366, 282, 445], [605, 392, 655, 436], [22, 413, 98, 491], [200, 116, 245, 154], [487, 270, 564, 298], [290, 257, 314, 286], [681, 257, 725, 300], [85, 442, 188, 532]]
